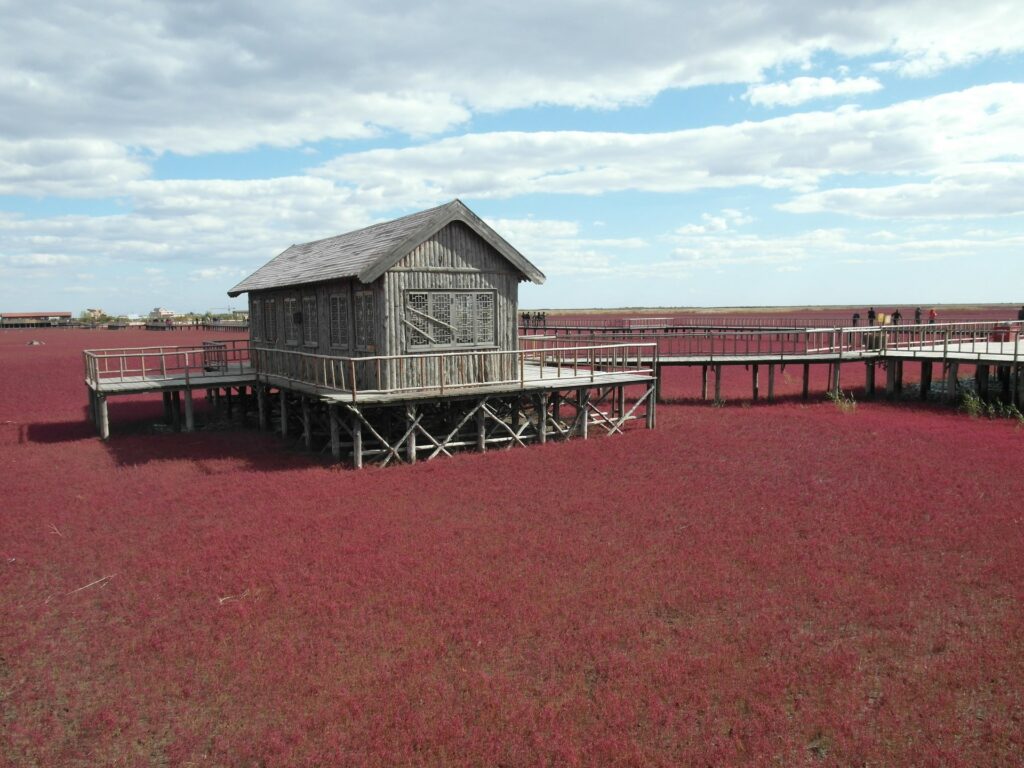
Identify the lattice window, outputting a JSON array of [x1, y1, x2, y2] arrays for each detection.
[[250, 299, 261, 341], [475, 292, 494, 344], [302, 296, 317, 345], [354, 291, 374, 351], [264, 298, 277, 342], [329, 293, 350, 349], [406, 292, 430, 347], [403, 290, 496, 351], [284, 297, 298, 344]]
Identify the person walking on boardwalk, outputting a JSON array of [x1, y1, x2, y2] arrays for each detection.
[[928, 308, 937, 323], [867, 307, 876, 326], [1017, 305, 1024, 321], [852, 311, 860, 327], [892, 308, 902, 325], [914, 307, 922, 324]]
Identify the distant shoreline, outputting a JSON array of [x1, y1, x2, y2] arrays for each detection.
[[523, 303, 1019, 315]]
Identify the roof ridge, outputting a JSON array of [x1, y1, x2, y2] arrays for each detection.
[[291, 199, 459, 250]]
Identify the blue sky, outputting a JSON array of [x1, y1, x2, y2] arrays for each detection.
[[1, 1, 1022, 315]]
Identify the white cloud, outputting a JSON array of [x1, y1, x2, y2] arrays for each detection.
[[0, 139, 149, 197], [1, 2, 1022, 154], [744, 76, 882, 107], [314, 84, 1024, 208]]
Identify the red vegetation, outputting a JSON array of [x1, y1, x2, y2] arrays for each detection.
[[2, 325, 1023, 766]]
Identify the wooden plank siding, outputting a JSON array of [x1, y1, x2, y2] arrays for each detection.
[[248, 222, 522, 392]]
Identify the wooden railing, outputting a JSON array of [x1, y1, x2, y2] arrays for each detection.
[[526, 321, 1023, 361], [252, 343, 658, 401], [83, 340, 250, 386]]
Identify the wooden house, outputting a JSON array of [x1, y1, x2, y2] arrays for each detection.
[[228, 200, 545, 391]]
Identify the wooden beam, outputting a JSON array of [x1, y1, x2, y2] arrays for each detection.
[[329, 405, 340, 460], [171, 391, 181, 432], [162, 391, 172, 423], [700, 365, 708, 401], [714, 365, 722, 402], [351, 409, 363, 469], [301, 397, 311, 448], [407, 405, 418, 463], [945, 361, 959, 403], [976, 364, 989, 402], [280, 390, 288, 437], [831, 362, 841, 396], [537, 393, 548, 444], [476, 405, 486, 452], [98, 396, 109, 440], [865, 362, 875, 399], [577, 388, 589, 439], [920, 361, 933, 400], [767, 364, 775, 402], [752, 364, 759, 401], [257, 387, 267, 431], [802, 364, 810, 401], [183, 388, 194, 432]]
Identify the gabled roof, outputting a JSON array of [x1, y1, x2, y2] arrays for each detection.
[[227, 199, 545, 297]]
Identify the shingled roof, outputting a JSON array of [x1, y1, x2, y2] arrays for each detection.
[[227, 199, 544, 297]]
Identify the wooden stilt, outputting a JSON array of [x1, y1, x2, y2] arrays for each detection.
[[655, 363, 663, 403], [280, 390, 288, 437], [945, 362, 959, 402], [895, 360, 904, 394], [301, 397, 311, 448], [98, 396, 109, 440], [752, 364, 759, 401], [831, 361, 841, 395], [87, 388, 96, 424], [183, 388, 194, 432], [257, 387, 267, 431], [767, 364, 775, 401], [802, 364, 810, 401], [577, 388, 589, 438], [920, 361, 933, 400], [329, 405, 340, 460], [162, 391, 172, 423], [645, 384, 656, 429], [476, 404, 486, 452], [407, 405, 418, 462], [226, 387, 234, 416], [865, 362, 876, 399], [976, 365, 989, 402], [171, 391, 181, 432], [700, 365, 708, 400], [537, 393, 548, 444], [714, 365, 722, 402], [886, 362, 896, 398], [351, 410, 363, 469]]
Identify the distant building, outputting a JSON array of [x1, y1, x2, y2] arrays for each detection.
[[84, 308, 105, 320], [0, 311, 72, 328], [148, 307, 175, 321]]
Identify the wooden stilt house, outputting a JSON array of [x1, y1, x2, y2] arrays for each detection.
[[228, 200, 545, 392]]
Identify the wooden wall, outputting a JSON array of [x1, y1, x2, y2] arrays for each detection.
[[248, 221, 525, 391]]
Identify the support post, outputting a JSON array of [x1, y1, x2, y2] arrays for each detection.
[[700, 365, 708, 401], [537, 393, 548, 444], [752, 364, 759, 401], [831, 361, 841, 396], [87, 388, 97, 425], [802, 364, 810, 401], [976, 365, 989, 402], [886, 362, 896, 398], [767, 364, 775, 402], [226, 387, 234, 416], [171, 391, 181, 432], [577, 388, 589, 439], [865, 362, 876, 399], [183, 388, 194, 432], [351, 410, 363, 469], [714, 365, 722, 402], [329, 405, 340, 460], [98, 396, 109, 440], [301, 397, 311, 449], [920, 361, 933, 400], [645, 384, 656, 429], [257, 387, 267, 431], [162, 391, 172, 423], [475, 404, 486, 452], [280, 390, 288, 437], [895, 360, 904, 394], [945, 362, 959, 403]]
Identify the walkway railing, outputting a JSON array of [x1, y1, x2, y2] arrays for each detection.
[[252, 343, 658, 401], [83, 340, 250, 386], [526, 321, 1023, 361]]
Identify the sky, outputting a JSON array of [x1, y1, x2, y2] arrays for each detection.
[[1, 1, 1023, 315]]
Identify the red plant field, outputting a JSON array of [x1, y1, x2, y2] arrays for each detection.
[[2, 324, 1023, 766]]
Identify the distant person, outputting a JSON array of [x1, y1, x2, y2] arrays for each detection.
[[1017, 305, 1024, 321], [914, 307, 922, 324], [852, 312, 860, 327], [928, 308, 937, 324], [891, 309, 902, 325], [867, 307, 876, 326]]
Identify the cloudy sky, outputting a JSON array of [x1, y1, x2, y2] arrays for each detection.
[[2, 0, 1023, 314]]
